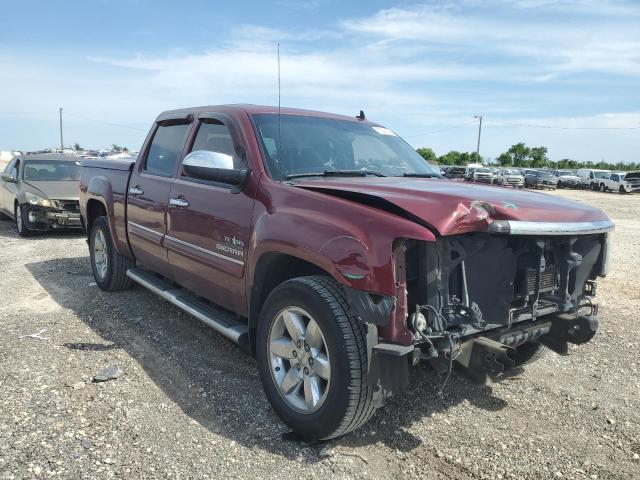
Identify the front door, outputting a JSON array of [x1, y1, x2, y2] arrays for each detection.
[[0, 158, 20, 216], [127, 118, 192, 278], [166, 114, 257, 315]]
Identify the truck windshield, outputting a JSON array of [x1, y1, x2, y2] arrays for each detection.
[[23, 160, 81, 181], [252, 114, 440, 180]]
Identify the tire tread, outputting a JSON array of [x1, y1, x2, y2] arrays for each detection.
[[290, 275, 376, 439], [91, 216, 133, 291]]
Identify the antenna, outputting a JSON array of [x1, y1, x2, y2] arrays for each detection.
[[277, 42, 282, 175]]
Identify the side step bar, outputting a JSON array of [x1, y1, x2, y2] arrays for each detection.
[[126, 268, 249, 346]]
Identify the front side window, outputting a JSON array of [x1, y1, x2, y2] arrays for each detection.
[[4, 159, 18, 177], [23, 160, 80, 181], [252, 114, 439, 179], [187, 121, 245, 171], [611, 174, 619, 181], [144, 123, 190, 176]]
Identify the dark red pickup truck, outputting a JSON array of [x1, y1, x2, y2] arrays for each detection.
[[79, 105, 613, 440]]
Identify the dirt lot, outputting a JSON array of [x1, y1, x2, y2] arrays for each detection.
[[0, 189, 639, 479]]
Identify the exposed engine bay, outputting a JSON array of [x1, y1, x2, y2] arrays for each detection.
[[400, 231, 609, 383]]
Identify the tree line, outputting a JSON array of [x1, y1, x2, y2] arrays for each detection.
[[417, 143, 640, 171]]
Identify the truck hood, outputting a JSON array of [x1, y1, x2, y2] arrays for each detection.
[[23, 180, 79, 201], [294, 177, 610, 236]]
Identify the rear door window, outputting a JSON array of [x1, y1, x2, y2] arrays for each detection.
[[144, 124, 191, 176]]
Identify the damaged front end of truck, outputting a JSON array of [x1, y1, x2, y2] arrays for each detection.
[[398, 216, 612, 386]]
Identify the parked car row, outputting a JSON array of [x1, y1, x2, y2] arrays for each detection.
[[439, 165, 639, 194]]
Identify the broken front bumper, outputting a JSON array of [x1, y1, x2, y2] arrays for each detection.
[[22, 203, 82, 230]]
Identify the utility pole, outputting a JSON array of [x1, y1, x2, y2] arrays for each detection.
[[59, 107, 64, 153], [474, 115, 483, 162]]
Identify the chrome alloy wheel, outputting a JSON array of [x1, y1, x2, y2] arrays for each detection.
[[93, 229, 108, 279], [268, 307, 331, 414]]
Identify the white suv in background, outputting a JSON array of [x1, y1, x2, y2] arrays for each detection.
[[599, 172, 640, 193], [577, 168, 611, 190]]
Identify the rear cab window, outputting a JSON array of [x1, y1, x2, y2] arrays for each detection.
[[144, 123, 191, 176]]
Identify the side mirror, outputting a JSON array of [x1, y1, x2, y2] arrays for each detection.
[[1, 173, 17, 183], [182, 150, 249, 187]]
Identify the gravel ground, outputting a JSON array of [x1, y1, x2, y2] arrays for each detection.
[[0, 189, 639, 480]]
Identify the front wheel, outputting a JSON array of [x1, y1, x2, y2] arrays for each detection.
[[599, 183, 606, 192], [15, 204, 33, 237], [256, 276, 375, 440], [514, 342, 547, 366], [90, 216, 134, 291], [619, 186, 627, 194]]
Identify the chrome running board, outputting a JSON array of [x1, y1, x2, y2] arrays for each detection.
[[126, 267, 248, 345]]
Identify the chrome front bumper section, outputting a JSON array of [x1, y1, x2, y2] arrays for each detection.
[[488, 219, 615, 235]]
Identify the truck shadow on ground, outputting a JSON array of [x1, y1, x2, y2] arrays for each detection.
[[27, 256, 509, 461]]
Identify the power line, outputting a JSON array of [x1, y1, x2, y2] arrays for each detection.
[[64, 112, 147, 131], [405, 121, 475, 138], [405, 117, 640, 140], [0, 110, 147, 131], [489, 119, 640, 130], [0, 111, 58, 115]]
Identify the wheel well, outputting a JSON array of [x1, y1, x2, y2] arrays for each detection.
[[248, 252, 330, 354], [86, 200, 107, 237]]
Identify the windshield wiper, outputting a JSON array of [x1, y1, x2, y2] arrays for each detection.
[[402, 172, 443, 178], [285, 169, 387, 180]]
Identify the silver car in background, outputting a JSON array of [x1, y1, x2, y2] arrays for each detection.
[[0, 154, 82, 237], [495, 168, 525, 188], [552, 169, 581, 189]]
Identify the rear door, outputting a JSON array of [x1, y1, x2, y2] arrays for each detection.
[[127, 115, 193, 278], [165, 113, 257, 314]]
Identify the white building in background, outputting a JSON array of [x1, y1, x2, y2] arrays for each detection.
[[0, 150, 21, 169]]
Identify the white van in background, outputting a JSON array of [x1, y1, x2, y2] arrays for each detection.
[[576, 168, 611, 190]]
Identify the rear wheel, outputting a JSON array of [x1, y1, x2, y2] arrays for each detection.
[[14, 203, 33, 237], [90, 216, 134, 291], [256, 276, 375, 440]]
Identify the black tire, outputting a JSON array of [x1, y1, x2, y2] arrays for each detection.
[[599, 183, 606, 192], [513, 341, 547, 366], [256, 275, 375, 440], [619, 186, 627, 194], [14, 203, 33, 237], [89, 216, 134, 291]]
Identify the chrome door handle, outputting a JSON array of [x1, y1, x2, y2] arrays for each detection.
[[129, 186, 144, 196], [169, 197, 189, 208]]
